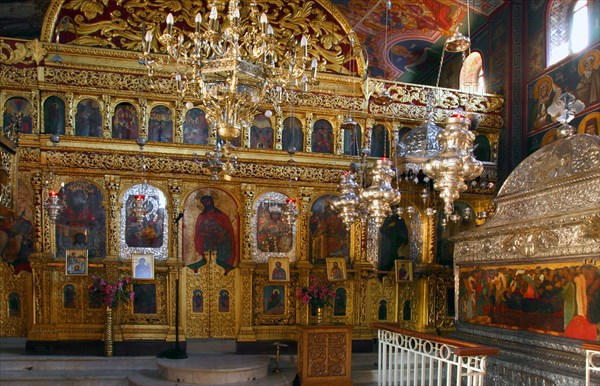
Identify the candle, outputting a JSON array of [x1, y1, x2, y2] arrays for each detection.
[[166, 13, 174, 35], [195, 12, 202, 32]]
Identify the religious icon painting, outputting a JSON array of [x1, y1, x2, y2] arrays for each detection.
[[192, 289, 204, 313], [65, 249, 88, 276], [264, 285, 285, 315], [395, 260, 413, 282], [326, 257, 347, 282], [268, 257, 290, 282], [132, 253, 154, 280], [133, 283, 157, 314]]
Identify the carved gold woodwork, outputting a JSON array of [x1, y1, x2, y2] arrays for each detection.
[[0, 264, 30, 336], [252, 273, 296, 327], [0, 2, 503, 341], [184, 252, 237, 338]]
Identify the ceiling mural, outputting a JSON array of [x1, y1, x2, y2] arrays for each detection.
[[331, 0, 505, 83], [0, 0, 506, 83]]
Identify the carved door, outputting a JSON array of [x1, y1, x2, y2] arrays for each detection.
[[184, 252, 237, 338]]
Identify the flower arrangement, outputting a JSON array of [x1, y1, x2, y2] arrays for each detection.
[[296, 274, 336, 308], [88, 276, 135, 308]]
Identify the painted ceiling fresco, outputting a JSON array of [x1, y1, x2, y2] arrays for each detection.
[[0, 0, 505, 83]]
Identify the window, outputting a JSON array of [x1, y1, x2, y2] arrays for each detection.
[[460, 52, 485, 94], [548, 0, 589, 66]]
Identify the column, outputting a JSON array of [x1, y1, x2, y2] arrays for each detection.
[[103, 175, 121, 261], [237, 183, 257, 341]]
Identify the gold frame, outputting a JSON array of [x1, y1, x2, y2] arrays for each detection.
[[268, 257, 290, 282], [395, 260, 413, 282], [65, 249, 88, 276], [131, 253, 154, 280], [326, 257, 347, 282]]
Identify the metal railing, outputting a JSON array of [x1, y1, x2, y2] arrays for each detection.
[[373, 323, 499, 386], [583, 342, 600, 386]]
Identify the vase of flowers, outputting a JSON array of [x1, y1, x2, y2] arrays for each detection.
[[88, 276, 134, 356], [296, 275, 336, 325]]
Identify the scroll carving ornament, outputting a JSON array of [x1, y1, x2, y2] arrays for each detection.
[[455, 218, 599, 263]]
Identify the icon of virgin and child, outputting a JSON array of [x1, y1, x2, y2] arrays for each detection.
[[188, 193, 238, 274]]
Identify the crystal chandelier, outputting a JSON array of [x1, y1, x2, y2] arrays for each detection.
[[195, 141, 238, 181], [424, 113, 483, 217], [141, 0, 321, 143], [43, 135, 65, 223]]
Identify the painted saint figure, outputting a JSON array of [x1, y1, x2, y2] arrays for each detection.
[[192, 195, 237, 274], [272, 261, 287, 280]]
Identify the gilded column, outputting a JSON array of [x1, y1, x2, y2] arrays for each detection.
[[305, 112, 314, 152], [237, 183, 257, 341], [30, 90, 39, 134], [174, 101, 184, 143], [138, 98, 148, 139], [295, 263, 312, 325], [241, 183, 255, 262], [297, 187, 313, 262], [65, 92, 75, 135], [27, 255, 53, 340], [104, 175, 121, 260], [101, 95, 112, 139], [236, 262, 257, 341], [168, 179, 182, 264], [295, 187, 314, 324], [336, 113, 344, 155], [422, 213, 436, 265], [30, 171, 44, 253]]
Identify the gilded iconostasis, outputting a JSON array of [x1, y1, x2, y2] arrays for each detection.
[[2, 0, 598, 353]]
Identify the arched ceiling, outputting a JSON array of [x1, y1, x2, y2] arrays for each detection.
[[0, 0, 506, 84]]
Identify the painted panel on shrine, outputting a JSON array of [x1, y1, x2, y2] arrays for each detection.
[[120, 184, 168, 261], [252, 192, 296, 263], [56, 181, 106, 260], [458, 262, 600, 341], [309, 194, 347, 264], [183, 188, 239, 274]]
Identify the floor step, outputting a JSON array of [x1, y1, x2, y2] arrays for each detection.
[[129, 369, 295, 386], [0, 370, 129, 386], [0, 355, 157, 371], [157, 354, 270, 385]]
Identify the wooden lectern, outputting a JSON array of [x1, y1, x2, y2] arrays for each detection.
[[296, 325, 353, 386]]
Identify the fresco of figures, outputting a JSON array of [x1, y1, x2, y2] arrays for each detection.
[[458, 263, 600, 341]]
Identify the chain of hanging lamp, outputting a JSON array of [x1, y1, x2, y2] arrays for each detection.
[[43, 134, 66, 223]]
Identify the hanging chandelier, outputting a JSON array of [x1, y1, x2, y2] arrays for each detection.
[[131, 137, 149, 224], [281, 155, 299, 226], [141, 0, 321, 143], [424, 113, 483, 217], [198, 141, 238, 181], [43, 134, 65, 223], [332, 156, 401, 229]]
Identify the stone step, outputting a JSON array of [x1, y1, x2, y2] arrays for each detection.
[[156, 354, 270, 385], [0, 355, 157, 371], [129, 369, 296, 386], [0, 370, 129, 386]]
